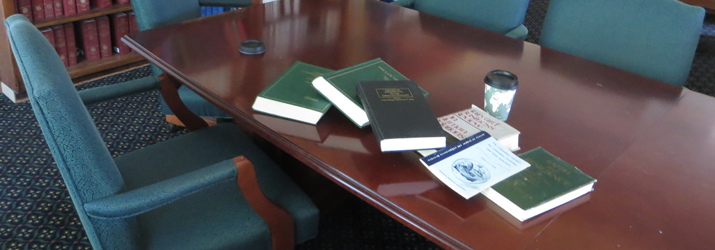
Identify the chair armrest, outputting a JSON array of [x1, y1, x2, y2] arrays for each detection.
[[233, 156, 295, 250], [84, 158, 238, 219], [504, 24, 528, 40], [198, 0, 254, 7], [78, 76, 160, 105], [391, 0, 415, 8]]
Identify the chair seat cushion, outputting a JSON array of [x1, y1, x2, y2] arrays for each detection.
[[160, 86, 231, 118], [113, 123, 319, 249]]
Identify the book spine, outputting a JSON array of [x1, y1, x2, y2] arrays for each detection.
[[13, 0, 19, 15], [90, 0, 111, 8], [40, 28, 54, 49], [75, 0, 89, 13], [116, 0, 128, 3], [110, 13, 130, 54], [42, 0, 53, 19], [356, 83, 383, 141], [63, 22, 77, 66], [31, 0, 44, 21], [95, 16, 112, 58], [51, 25, 68, 67], [80, 19, 100, 61], [18, 0, 33, 22], [52, 0, 63, 17], [127, 11, 138, 34], [62, 0, 75, 16]]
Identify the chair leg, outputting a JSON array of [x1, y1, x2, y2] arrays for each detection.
[[165, 115, 217, 127], [233, 156, 295, 250], [159, 74, 209, 131]]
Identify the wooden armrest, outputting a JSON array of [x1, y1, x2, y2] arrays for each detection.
[[159, 74, 209, 131], [233, 156, 295, 250]]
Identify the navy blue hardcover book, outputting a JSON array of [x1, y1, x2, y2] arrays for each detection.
[[356, 80, 446, 152]]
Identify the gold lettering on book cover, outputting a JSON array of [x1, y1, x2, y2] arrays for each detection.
[[375, 88, 414, 101]]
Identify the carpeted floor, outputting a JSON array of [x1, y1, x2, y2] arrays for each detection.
[[1, 0, 713, 249]]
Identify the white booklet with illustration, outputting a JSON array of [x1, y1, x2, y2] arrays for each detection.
[[419, 131, 530, 199]]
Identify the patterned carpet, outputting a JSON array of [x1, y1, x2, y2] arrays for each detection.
[[1, 1, 713, 249]]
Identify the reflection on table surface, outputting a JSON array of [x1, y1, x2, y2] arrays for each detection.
[[124, 0, 715, 249]]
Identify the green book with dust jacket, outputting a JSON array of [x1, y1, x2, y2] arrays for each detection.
[[252, 61, 334, 125], [311, 58, 428, 128], [481, 147, 596, 222]]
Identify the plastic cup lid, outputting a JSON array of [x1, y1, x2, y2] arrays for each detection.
[[484, 70, 519, 90], [239, 40, 266, 55]]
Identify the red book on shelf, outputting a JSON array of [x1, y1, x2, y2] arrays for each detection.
[[18, 0, 33, 21], [95, 16, 112, 58], [31, 0, 44, 21], [52, 0, 63, 17], [80, 19, 100, 61], [52, 25, 68, 66], [42, 0, 54, 19], [110, 13, 131, 54], [116, 0, 128, 4], [75, 0, 88, 13], [127, 11, 139, 34], [40, 28, 54, 48], [63, 22, 77, 66], [63, 0, 75, 16], [90, 0, 111, 8]]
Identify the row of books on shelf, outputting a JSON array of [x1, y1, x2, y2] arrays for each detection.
[[200, 6, 237, 17], [251, 58, 596, 223], [16, 0, 130, 22], [39, 11, 138, 67]]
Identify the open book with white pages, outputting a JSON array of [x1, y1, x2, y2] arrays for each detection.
[[419, 131, 530, 199]]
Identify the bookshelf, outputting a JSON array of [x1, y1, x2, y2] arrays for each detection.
[[0, 1, 144, 102]]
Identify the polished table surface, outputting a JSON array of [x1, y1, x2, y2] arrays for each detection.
[[123, 0, 715, 249]]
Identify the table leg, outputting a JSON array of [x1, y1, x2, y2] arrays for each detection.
[[159, 74, 209, 131]]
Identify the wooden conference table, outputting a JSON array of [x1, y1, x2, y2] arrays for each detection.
[[123, 0, 715, 249]]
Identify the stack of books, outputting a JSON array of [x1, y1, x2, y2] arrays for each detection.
[[253, 58, 445, 152]]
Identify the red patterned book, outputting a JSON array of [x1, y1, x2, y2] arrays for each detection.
[[40, 28, 54, 48], [80, 19, 100, 61], [127, 11, 138, 34], [31, 0, 44, 21], [42, 0, 54, 19], [90, 0, 111, 8], [110, 13, 130, 54], [52, 0, 63, 17], [75, 0, 88, 13], [18, 0, 33, 21], [95, 16, 112, 58], [63, 23, 77, 66], [51, 25, 68, 66], [63, 0, 75, 16]]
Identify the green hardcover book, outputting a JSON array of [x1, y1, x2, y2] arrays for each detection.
[[252, 61, 334, 125], [481, 147, 596, 222], [311, 58, 428, 128]]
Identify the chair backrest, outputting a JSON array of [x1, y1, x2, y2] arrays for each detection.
[[5, 15, 139, 250], [539, 0, 705, 86], [413, 0, 530, 35], [131, 0, 201, 76]]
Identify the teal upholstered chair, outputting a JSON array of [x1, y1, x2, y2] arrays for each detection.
[[130, 0, 255, 124], [539, 0, 705, 87], [6, 14, 318, 250], [391, 0, 531, 40]]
